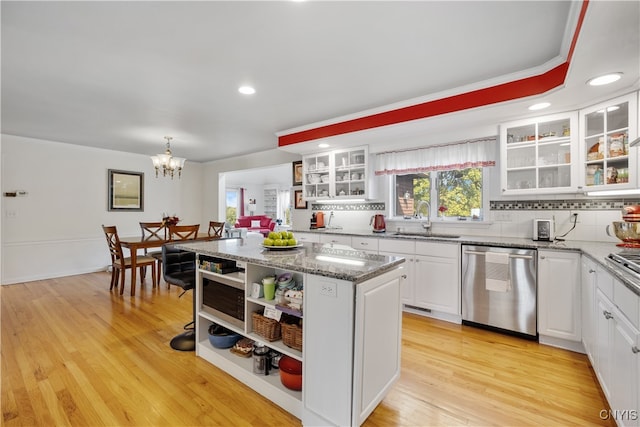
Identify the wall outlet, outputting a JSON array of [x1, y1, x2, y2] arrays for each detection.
[[569, 211, 581, 223], [320, 282, 337, 298]]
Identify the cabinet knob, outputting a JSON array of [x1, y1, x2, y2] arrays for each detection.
[[360, 242, 368, 246], [589, 269, 596, 273], [632, 346, 639, 354], [603, 310, 613, 320], [540, 256, 546, 259], [401, 274, 407, 279]]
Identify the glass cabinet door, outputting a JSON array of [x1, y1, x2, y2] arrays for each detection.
[[501, 113, 577, 194], [581, 94, 637, 190]]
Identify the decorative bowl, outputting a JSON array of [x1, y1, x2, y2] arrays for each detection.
[[208, 324, 241, 349], [279, 355, 302, 390]]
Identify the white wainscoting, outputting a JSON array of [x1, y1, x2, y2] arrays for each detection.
[[2, 238, 110, 284]]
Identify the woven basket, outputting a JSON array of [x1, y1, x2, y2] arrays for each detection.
[[252, 312, 281, 341], [281, 321, 303, 351]]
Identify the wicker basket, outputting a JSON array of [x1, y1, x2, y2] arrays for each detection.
[[281, 321, 303, 351], [252, 312, 281, 341]]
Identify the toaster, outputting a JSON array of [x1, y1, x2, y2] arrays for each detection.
[[533, 219, 554, 241]]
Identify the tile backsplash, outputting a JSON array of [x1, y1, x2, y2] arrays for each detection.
[[300, 198, 638, 243]]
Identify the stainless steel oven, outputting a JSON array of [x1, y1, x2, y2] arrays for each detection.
[[202, 275, 245, 329]]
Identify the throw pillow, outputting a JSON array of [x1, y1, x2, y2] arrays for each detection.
[[251, 220, 261, 228]]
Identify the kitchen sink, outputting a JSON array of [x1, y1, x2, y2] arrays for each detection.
[[392, 232, 460, 239]]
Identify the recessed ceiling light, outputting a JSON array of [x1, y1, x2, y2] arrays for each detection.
[[529, 102, 550, 111], [587, 73, 622, 86], [318, 143, 329, 148], [238, 86, 255, 95]]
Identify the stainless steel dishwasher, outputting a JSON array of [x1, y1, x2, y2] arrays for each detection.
[[461, 245, 537, 339]]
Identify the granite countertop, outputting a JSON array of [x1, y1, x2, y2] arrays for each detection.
[[292, 228, 640, 296], [174, 238, 405, 284]]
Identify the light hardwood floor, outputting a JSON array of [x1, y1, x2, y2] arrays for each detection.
[[2, 272, 612, 426]]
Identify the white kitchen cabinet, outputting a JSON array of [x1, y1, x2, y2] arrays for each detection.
[[302, 146, 369, 201], [581, 256, 598, 361], [319, 233, 352, 246], [379, 239, 415, 307], [584, 262, 640, 425], [294, 232, 320, 243], [351, 236, 379, 254], [500, 112, 578, 195], [413, 241, 460, 316], [380, 239, 460, 321], [538, 250, 581, 344], [595, 288, 615, 400], [594, 286, 640, 426], [611, 304, 639, 427], [303, 268, 402, 426], [579, 93, 638, 191]]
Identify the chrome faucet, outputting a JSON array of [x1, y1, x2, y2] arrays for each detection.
[[414, 200, 431, 232], [414, 200, 430, 219]]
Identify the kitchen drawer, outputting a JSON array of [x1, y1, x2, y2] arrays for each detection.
[[296, 232, 321, 243], [319, 234, 352, 246], [379, 239, 415, 254], [614, 278, 639, 329], [351, 237, 379, 252], [597, 267, 614, 301], [415, 241, 459, 258]]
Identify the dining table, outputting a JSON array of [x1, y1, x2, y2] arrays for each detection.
[[119, 233, 220, 296]]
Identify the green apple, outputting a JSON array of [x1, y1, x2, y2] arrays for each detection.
[[280, 231, 288, 239], [287, 231, 294, 239], [273, 239, 283, 246], [263, 238, 274, 246], [268, 231, 278, 240], [287, 238, 297, 246]]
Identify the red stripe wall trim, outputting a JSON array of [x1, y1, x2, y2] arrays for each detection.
[[278, 0, 589, 148]]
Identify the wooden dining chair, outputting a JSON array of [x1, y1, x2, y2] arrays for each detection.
[[165, 224, 200, 288], [168, 224, 200, 241], [102, 225, 157, 295], [140, 221, 167, 282], [208, 221, 225, 238]]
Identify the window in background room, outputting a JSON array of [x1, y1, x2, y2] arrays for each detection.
[[393, 168, 484, 220], [226, 189, 239, 225], [394, 174, 430, 218], [277, 189, 291, 225]]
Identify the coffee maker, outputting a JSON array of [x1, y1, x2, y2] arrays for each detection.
[[310, 211, 325, 229]]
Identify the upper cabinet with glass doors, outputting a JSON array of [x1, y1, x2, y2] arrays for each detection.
[[500, 112, 578, 195], [579, 93, 638, 191], [302, 146, 369, 201]]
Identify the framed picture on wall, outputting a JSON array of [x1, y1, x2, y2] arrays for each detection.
[[108, 169, 144, 211], [292, 161, 303, 186], [294, 189, 307, 209]]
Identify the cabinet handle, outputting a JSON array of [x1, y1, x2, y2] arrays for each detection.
[[540, 256, 546, 259], [360, 242, 368, 246], [632, 346, 639, 354], [603, 310, 613, 320]]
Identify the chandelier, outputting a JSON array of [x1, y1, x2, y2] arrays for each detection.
[[150, 136, 186, 179]]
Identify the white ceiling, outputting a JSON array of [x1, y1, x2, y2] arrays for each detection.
[[2, 1, 639, 163]]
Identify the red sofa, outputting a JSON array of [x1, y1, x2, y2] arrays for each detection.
[[234, 215, 276, 236]]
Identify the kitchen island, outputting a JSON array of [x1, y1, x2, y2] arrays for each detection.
[[175, 238, 405, 427]]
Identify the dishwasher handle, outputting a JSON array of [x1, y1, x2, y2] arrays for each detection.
[[463, 250, 534, 260]]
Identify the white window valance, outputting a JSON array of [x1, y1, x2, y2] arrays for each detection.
[[374, 137, 497, 175]]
